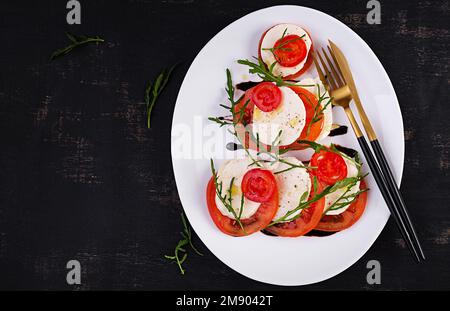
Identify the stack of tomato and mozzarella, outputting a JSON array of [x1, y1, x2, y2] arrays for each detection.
[[207, 23, 368, 237]]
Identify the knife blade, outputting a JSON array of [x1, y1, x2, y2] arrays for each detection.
[[328, 40, 377, 141]]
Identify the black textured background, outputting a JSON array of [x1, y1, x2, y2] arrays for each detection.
[[0, 0, 449, 290]]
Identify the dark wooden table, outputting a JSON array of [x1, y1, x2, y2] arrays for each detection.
[[0, 0, 448, 290]]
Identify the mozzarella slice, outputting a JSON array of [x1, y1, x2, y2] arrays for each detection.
[[215, 158, 261, 220], [252, 85, 306, 146], [260, 24, 313, 77], [324, 156, 361, 215], [296, 78, 333, 141], [266, 157, 311, 222]]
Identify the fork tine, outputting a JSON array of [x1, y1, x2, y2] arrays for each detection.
[[327, 45, 346, 84], [322, 47, 344, 87], [316, 49, 337, 90], [312, 52, 329, 91]]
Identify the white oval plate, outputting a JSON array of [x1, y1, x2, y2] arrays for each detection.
[[171, 5, 403, 286]]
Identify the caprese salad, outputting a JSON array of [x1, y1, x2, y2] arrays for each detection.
[[207, 23, 369, 237], [259, 23, 314, 79], [232, 77, 332, 150]]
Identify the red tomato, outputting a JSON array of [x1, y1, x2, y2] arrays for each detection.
[[241, 168, 277, 203], [273, 34, 307, 67], [310, 150, 347, 185], [265, 175, 325, 237], [315, 181, 368, 232], [251, 82, 282, 112], [258, 25, 314, 79], [206, 177, 279, 237]]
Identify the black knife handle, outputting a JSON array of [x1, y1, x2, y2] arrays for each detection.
[[370, 139, 425, 260], [357, 136, 421, 262]]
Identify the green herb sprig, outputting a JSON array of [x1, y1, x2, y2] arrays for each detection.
[[262, 33, 305, 53], [326, 186, 369, 213], [274, 158, 315, 175], [313, 175, 319, 193], [164, 239, 188, 274], [304, 84, 333, 136], [209, 69, 261, 167], [207, 116, 233, 127], [165, 212, 203, 275], [271, 130, 282, 146], [250, 149, 315, 175], [260, 29, 305, 66], [145, 65, 177, 128], [237, 57, 303, 87], [50, 32, 104, 61]]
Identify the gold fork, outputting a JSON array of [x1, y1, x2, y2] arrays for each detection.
[[313, 41, 424, 262]]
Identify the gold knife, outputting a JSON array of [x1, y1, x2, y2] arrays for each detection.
[[328, 40, 425, 260]]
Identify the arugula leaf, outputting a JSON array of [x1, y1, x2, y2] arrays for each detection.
[[50, 32, 104, 61], [313, 176, 318, 193], [180, 212, 203, 256], [145, 64, 177, 128], [326, 188, 369, 212], [299, 191, 309, 203], [238, 57, 311, 87], [165, 212, 203, 275], [208, 69, 261, 167], [165, 239, 188, 275], [261, 34, 305, 53]]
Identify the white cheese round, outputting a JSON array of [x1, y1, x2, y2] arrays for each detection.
[[267, 157, 311, 222], [251, 85, 306, 146], [215, 158, 261, 220], [260, 24, 312, 77]]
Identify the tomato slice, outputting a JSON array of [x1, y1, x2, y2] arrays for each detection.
[[273, 34, 307, 67], [241, 168, 277, 203], [315, 180, 368, 232], [264, 174, 325, 237], [310, 150, 347, 185], [258, 25, 314, 79], [206, 177, 279, 237], [251, 82, 282, 112]]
